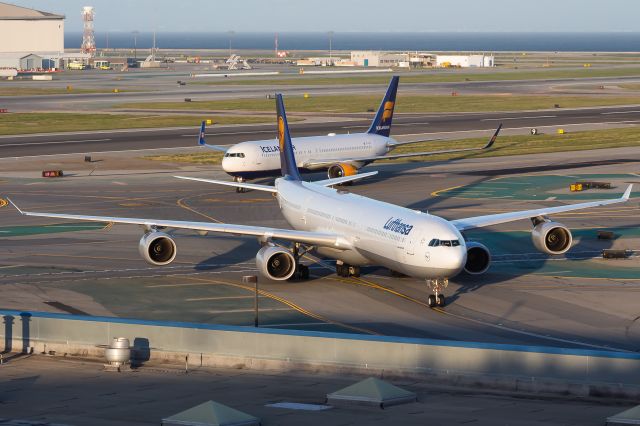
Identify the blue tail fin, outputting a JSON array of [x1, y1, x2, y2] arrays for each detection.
[[198, 121, 206, 146], [367, 76, 399, 137], [275, 94, 301, 181]]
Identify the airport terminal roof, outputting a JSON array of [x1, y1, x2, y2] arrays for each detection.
[[0, 2, 64, 20]]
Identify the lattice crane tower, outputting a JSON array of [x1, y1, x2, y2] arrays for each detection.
[[81, 6, 96, 56]]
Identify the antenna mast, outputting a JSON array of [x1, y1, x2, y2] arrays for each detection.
[[81, 6, 96, 57]]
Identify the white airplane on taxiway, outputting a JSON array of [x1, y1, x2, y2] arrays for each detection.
[[199, 76, 501, 191]]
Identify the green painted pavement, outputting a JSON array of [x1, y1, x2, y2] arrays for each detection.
[[0, 222, 108, 237], [437, 174, 639, 201], [467, 227, 640, 279]]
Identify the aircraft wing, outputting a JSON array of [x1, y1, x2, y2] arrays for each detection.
[[7, 199, 353, 250], [451, 184, 633, 231], [303, 124, 502, 168], [174, 171, 378, 191]]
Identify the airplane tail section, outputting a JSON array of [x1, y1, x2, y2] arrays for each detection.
[[367, 76, 399, 137], [276, 94, 301, 181], [198, 121, 206, 146]]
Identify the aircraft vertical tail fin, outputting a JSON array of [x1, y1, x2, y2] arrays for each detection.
[[367, 75, 399, 137], [198, 121, 206, 146], [275, 94, 301, 181]]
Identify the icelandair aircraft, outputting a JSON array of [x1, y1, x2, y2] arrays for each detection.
[[200, 76, 501, 191], [7, 95, 633, 307]]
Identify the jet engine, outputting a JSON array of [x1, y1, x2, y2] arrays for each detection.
[[464, 241, 491, 275], [327, 163, 358, 179], [256, 246, 296, 280], [139, 232, 177, 266], [531, 221, 573, 255]]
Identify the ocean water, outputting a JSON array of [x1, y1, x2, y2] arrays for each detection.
[[65, 32, 640, 52]]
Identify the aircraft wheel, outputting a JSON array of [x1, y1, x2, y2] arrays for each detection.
[[437, 294, 445, 307], [300, 264, 310, 280], [427, 295, 437, 308], [349, 266, 360, 278]]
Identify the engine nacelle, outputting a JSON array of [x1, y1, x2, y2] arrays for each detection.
[[327, 163, 358, 179], [531, 221, 573, 255], [256, 246, 296, 281], [138, 232, 177, 266], [464, 241, 491, 275]]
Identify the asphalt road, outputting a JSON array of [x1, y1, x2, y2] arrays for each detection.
[[1, 104, 639, 158]]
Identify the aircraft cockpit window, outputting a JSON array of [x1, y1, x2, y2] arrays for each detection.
[[224, 153, 246, 158], [428, 239, 461, 247]]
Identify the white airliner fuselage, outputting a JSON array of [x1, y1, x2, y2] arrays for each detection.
[[276, 177, 466, 278], [222, 133, 391, 179]]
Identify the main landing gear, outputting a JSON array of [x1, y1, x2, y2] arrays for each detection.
[[233, 176, 246, 193], [290, 242, 310, 281], [336, 260, 360, 278], [426, 278, 448, 308]]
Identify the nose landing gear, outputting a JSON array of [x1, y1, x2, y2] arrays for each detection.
[[427, 278, 448, 308], [233, 176, 246, 193]]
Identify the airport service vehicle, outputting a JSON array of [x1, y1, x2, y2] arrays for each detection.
[[67, 61, 87, 70], [200, 76, 500, 191], [8, 95, 633, 307]]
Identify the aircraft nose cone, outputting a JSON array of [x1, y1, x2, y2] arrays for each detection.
[[221, 157, 230, 172], [443, 247, 466, 276]]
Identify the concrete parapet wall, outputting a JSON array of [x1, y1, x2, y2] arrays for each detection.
[[2, 310, 640, 399]]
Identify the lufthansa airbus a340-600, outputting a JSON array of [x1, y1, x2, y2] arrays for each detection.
[[199, 76, 501, 191], [7, 95, 633, 307]]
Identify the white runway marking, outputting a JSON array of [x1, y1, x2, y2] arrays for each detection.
[[481, 115, 557, 121], [0, 138, 111, 148], [601, 110, 640, 115]]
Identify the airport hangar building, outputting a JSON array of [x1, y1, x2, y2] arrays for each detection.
[[0, 2, 68, 70]]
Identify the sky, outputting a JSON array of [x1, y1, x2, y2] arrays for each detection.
[[10, 0, 640, 33]]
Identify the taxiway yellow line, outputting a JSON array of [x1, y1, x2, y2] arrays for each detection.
[[184, 276, 379, 335]]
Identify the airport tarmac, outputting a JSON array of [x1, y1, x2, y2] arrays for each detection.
[[0, 146, 639, 352]]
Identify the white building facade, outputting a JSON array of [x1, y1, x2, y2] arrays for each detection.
[[0, 3, 65, 54], [436, 55, 495, 68]]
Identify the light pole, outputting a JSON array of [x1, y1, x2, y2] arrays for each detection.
[[328, 31, 334, 65], [243, 275, 259, 327], [132, 30, 139, 60], [228, 30, 235, 57]]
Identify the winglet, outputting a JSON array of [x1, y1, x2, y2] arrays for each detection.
[[198, 121, 206, 146], [484, 123, 502, 149], [6, 197, 25, 215], [275, 94, 301, 181], [623, 184, 633, 201]]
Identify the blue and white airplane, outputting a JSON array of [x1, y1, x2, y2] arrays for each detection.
[[7, 95, 633, 307], [199, 76, 501, 190]]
